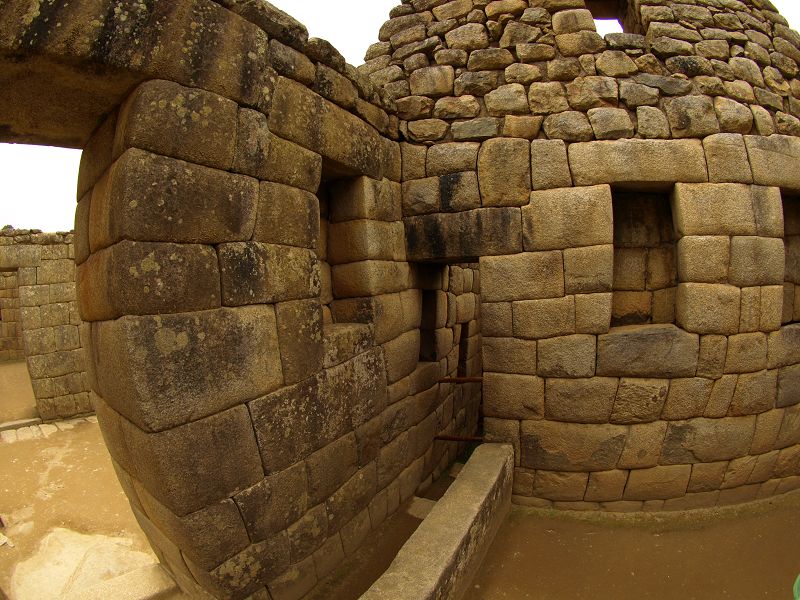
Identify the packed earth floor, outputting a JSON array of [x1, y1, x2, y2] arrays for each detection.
[[0, 412, 798, 599]]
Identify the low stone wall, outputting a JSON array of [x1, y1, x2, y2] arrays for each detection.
[[0, 269, 24, 361], [0, 227, 91, 420], [361, 443, 513, 600]]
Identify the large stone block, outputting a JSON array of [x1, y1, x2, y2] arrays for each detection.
[[91, 148, 257, 249], [484, 373, 544, 419], [91, 305, 282, 432], [568, 139, 708, 187], [729, 370, 777, 416], [268, 77, 383, 179], [218, 243, 320, 306], [332, 261, 411, 298], [123, 404, 264, 516], [255, 183, 319, 249], [538, 334, 596, 378], [306, 433, 359, 506], [480, 252, 564, 302], [662, 378, 714, 420], [328, 220, 406, 264], [597, 325, 699, 378], [523, 185, 613, 250], [661, 416, 757, 464], [610, 376, 669, 425], [729, 236, 785, 287], [533, 471, 589, 501], [482, 337, 537, 375], [404, 208, 523, 261], [624, 465, 691, 500], [276, 300, 324, 385], [676, 236, 730, 283], [744, 134, 800, 189], [676, 283, 741, 335], [531, 140, 572, 190], [564, 245, 613, 294], [703, 134, 753, 184], [235, 462, 308, 543], [326, 463, 379, 534], [409, 66, 455, 97], [618, 421, 668, 469], [114, 79, 238, 171], [78, 241, 221, 322], [768, 324, 800, 369], [329, 177, 402, 223], [513, 296, 576, 340], [520, 421, 628, 471], [544, 377, 617, 423], [671, 183, 764, 237], [477, 138, 531, 207]]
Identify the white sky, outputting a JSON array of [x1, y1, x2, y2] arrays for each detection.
[[1, 0, 799, 232]]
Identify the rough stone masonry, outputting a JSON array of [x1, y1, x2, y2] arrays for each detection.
[[1, 0, 799, 598]]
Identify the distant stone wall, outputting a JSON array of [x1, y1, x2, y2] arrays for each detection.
[[0, 269, 24, 361], [0, 227, 91, 420]]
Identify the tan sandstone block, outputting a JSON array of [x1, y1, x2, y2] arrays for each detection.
[[513, 296, 576, 340], [545, 377, 618, 423], [484, 373, 544, 420], [478, 138, 532, 207], [533, 471, 589, 501], [703, 133, 754, 184], [482, 337, 537, 375], [662, 378, 714, 420], [676, 236, 730, 283], [624, 465, 691, 500], [611, 378, 670, 424], [523, 185, 613, 250], [564, 245, 613, 294], [619, 422, 668, 469], [332, 261, 410, 298], [480, 252, 564, 302], [729, 236, 785, 287], [328, 220, 406, 264], [538, 335, 596, 378], [585, 470, 629, 502], [724, 333, 768, 373], [531, 140, 572, 190], [568, 139, 708, 187], [575, 293, 612, 334], [729, 370, 777, 416], [671, 183, 757, 236], [676, 283, 741, 335], [521, 421, 628, 471]]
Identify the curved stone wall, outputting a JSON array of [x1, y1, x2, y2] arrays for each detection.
[[366, 0, 800, 511], [1, 0, 799, 598]]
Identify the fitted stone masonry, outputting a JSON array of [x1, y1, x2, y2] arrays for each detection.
[[1, 0, 800, 598]]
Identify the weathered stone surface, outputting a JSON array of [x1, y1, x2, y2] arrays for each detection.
[[514, 296, 576, 340], [661, 416, 757, 464], [545, 377, 617, 423], [122, 403, 264, 516], [568, 139, 708, 187], [676, 283, 741, 335], [744, 135, 800, 189], [484, 372, 544, 419], [537, 335, 596, 378], [405, 208, 523, 261], [268, 77, 383, 180], [91, 305, 282, 432], [78, 241, 221, 322], [482, 337, 537, 376], [114, 80, 238, 171], [543, 111, 594, 142], [520, 421, 628, 471], [597, 325, 699, 378], [530, 139, 571, 190], [255, 182, 319, 249], [235, 462, 308, 542], [218, 243, 319, 306], [624, 465, 691, 500], [619, 421, 668, 469], [523, 185, 612, 250], [276, 299, 324, 385], [478, 138, 531, 207], [611, 378, 669, 424], [94, 148, 258, 248], [481, 252, 564, 302]]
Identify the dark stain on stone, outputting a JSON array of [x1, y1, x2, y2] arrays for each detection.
[[17, 0, 65, 51], [439, 172, 461, 212]]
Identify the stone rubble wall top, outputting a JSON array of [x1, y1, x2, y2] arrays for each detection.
[[360, 0, 800, 144]]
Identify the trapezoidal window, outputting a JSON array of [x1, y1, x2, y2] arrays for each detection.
[[586, 0, 641, 35], [612, 192, 678, 327], [784, 194, 800, 324]]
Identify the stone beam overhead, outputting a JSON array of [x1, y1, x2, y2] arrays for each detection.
[[2, 0, 800, 598]]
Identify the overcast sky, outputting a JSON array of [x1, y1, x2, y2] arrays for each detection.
[[1, 0, 799, 232]]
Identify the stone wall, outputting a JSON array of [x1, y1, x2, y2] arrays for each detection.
[[0, 227, 91, 420], [0, 269, 23, 362], [367, 0, 800, 513], [62, 14, 481, 594]]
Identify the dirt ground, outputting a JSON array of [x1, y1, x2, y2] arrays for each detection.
[[467, 492, 800, 600], [0, 419, 156, 599], [0, 361, 37, 424]]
